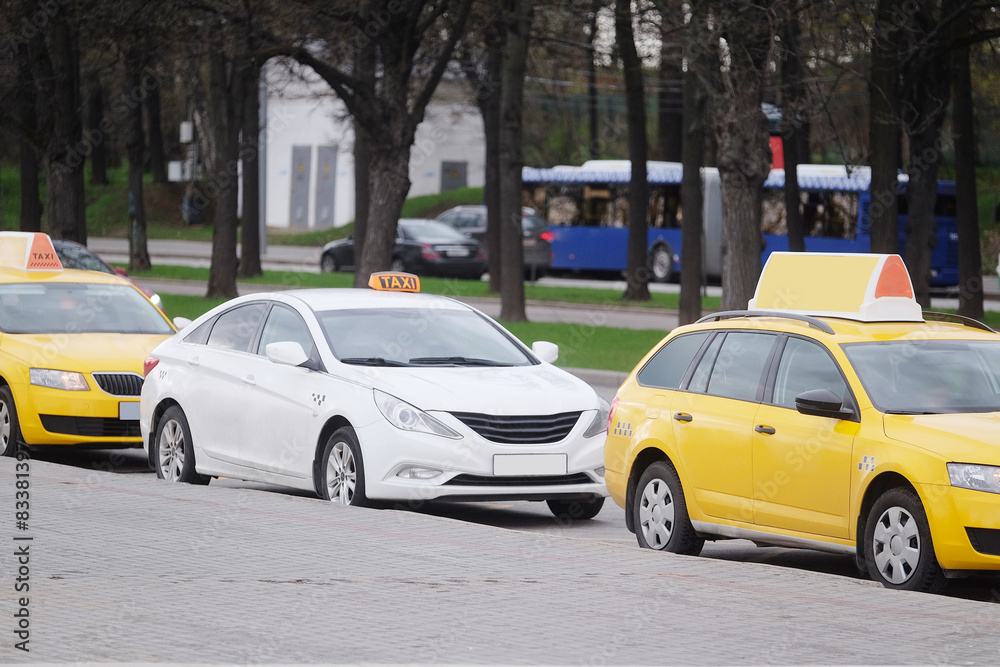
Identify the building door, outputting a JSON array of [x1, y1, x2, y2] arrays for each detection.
[[289, 146, 312, 228], [441, 161, 467, 192], [314, 146, 337, 229]]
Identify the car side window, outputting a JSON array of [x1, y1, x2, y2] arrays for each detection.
[[771, 337, 849, 409], [206, 303, 267, 352], [183, 318, 215, 345], [637, 332, 711, 389], [257, 304, 316, 360], [703, 332, 776, 402]]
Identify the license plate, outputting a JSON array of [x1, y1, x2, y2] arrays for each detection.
[[522, 239, 536, 246], [443, 249, 468, 257], [493, 454, 567, 476], [119, 402, 140, 421]]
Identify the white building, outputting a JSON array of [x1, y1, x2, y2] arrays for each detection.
[[262, 61, 486, 230]]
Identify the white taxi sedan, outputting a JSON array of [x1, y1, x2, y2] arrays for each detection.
[[140, 274, 609, 519]]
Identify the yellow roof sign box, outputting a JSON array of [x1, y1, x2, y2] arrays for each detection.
[[748, 252, 923, 323], [0, 232, 63, 272], [367, 271, 421, 293]]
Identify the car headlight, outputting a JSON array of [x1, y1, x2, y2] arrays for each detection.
[[583, 397, 611, 438], [29, 368, 89, 391], [374, 390, 462, 440], [947, 463, 1000, 495]]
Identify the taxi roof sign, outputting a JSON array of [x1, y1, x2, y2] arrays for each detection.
[[748, 252, 923, 323], [0, 232, 63, 272], [368, 271, 421, 293]]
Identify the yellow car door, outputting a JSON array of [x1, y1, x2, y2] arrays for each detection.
[[751, 335, 858, 538]]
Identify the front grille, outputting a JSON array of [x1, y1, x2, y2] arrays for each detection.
[[966, 527, 1000, 557], [450, 411, 582, 444], [40, 415, 141, 438], [92, 372, 144, 397], [445, 473, 593, 487]]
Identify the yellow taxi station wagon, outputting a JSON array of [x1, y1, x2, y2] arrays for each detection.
[[605, 252, 1000, 593], [0, 232, 177, 455]]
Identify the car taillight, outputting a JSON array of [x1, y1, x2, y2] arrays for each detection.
[[142, 357, 159, 377], [607, 396, 619, 434], [539, 231, 554, 242], [476, 250, 485, 259], [421, 244, 440, 260]]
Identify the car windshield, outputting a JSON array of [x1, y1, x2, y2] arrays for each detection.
[[844, 340, 1000, 413], [400, 220, 469, 242], [317, 307, 534, 367], [0, 283, 174, 335], [522, 214, 547, 233], [54, 243, 114, 274]]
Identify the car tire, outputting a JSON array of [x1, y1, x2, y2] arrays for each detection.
[[633, 461, 704, 555], [154, 406, 210, 485], [318, 426, 370, 506], [648, 245, 674, 283], [320, 253, 338, 273], [547, 496, 605, 521], [0, 386, 22, 457], [390, 257, 406, 273], [864, 487, 945, 592]]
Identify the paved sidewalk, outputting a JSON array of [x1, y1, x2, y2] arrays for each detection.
[[2, 457, 998, 664]]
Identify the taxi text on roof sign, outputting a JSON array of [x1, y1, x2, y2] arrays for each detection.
[[0, 232, 63, 272], [748, 252, 923, 323], [368, 271, 421, 293]]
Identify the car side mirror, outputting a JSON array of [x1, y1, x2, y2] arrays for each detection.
[[172, 316, 192, 330], [532, 341, 559, 364], [266, 341, 316, 370], [795, 388, 852, 420]]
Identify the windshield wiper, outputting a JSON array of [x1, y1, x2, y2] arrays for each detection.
[[408, 356, 515, 367], [884, 409, 941, 415], [339, 357, 411, 367]]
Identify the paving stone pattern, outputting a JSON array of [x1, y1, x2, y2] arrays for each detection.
[[2, 458, 999, 664]]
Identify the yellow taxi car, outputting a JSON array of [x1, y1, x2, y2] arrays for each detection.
[[605, 252, 1000, 592], [0, 232, 176, 456]]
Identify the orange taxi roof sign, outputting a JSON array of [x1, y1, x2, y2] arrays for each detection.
[[0, 232, 63, 272], [368, 272, 420, 293], [748, 252, 922, 322]]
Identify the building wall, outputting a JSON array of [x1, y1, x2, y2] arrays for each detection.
[[263, 61, 485, 229]]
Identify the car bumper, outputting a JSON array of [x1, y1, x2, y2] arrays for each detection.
[[420, 258, 485, 278], [918, 482, 1000, 572], [15, 383, 142, 446], [356, 418, 608, 503]]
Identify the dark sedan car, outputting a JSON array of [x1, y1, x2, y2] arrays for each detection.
[[320, 218, 486, 280], [435, 205, 552, 279]]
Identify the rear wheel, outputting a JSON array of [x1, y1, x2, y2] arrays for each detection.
[[154, 406, 210, 485], [864, 488, 945, 592], [547, 497, 605, 521], [390, 257, 406, 273], [320, 253, 338, 273], [0, 386, 22, 457], [648, 245, 674, 283], [633, 461, 703, 555]]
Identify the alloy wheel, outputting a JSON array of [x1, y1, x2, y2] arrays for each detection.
[[158, 419, 185, 482], [326, 442, 357, 504]]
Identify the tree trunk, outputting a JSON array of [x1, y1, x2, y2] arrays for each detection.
[[586, 0, 600, 159], [484, 26, 504, 293], [86, 75, 109, 186], [352, 37, 376, 279], [43, 7, 86, 243], [357, 142, 412, 282], [17, 39, 42, 232], [868, 0, 902, 255], [617, 0, 651, 302], [781, 1, 805, 252], [657, 27, 682, 162], [125, 59, 151, 272], [678, 61, 704, 325], [146, 79, 168, 184], [206, 50, 246, 299], [239, 63, 263, 278], [498, 0, 530, 322], [952, 9, 982, 321]]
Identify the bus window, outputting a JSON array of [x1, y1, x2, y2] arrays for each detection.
[[761, 190, 859, 240]]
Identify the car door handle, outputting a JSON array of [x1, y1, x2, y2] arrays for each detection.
[[187, 356, 200, 367], [242, 374, 256, 386], [755, 424, 776, 435], [673, 412, 693, 423]]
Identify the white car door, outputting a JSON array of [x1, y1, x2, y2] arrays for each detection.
[[238, 303, 327, 479]]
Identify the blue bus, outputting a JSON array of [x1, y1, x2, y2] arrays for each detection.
[[521, 160, 959, 286]]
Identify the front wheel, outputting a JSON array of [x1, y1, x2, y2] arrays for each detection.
[[547, 497, 605, 521], [318, 427, 370, 506], [0, 386, 22, 457], [154, 406, 210, 485], [320, 253, 338, 273], [390, 257, 406, 273], [633, 461, 703, 555], [864, 488, 945, 592], [647, 246, 674, 283]]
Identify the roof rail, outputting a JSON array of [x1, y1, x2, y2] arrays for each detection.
[[923, 311, 996, 333], [695, 310, 835, 335]]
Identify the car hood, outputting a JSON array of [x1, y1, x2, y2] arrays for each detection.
[[883, 413, 1000, 465], [354, 364, 600, 415], [1, 333, 170, 375]]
